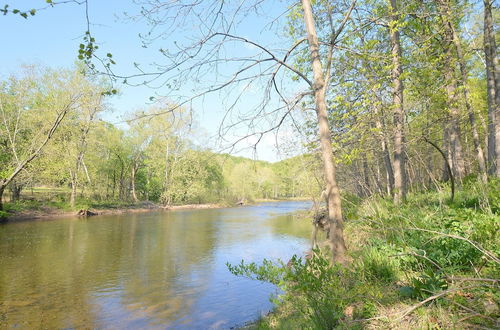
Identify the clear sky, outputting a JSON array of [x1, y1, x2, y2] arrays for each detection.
[[1, 0, 308, 162]]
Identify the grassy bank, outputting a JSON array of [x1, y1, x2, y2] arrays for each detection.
[[230, 179, 499, 329]]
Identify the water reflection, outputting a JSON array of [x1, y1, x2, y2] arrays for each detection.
[[0, 201, 311, 328]]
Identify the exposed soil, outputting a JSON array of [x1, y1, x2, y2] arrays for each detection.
[[3, 202, 225, 223]]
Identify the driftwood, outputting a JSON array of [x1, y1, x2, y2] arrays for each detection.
[[236, 200, 245, 206], [77, 209, 98, 217]]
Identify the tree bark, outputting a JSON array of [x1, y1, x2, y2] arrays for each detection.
[[451, 24, 487, 180], [0, 182, 5, 211], [10, 180, 22, 202], [375, 112, 394, 196], [439, 0, 487, 181], [301, 0, 347, 264], [363, 155, 371, 196], [484, 0, 500, 176], [131, 164, 138, 202], [444, 60, 467, 181], [389, 0, 406, 204], [70, 170, 77, 209]]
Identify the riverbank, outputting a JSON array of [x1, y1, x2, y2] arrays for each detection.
[[1, 198, 305, 223], [230, 180, 499, 329], [1, 201, 226, 222]]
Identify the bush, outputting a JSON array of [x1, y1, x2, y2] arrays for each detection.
[[228, 250, 390, 329]]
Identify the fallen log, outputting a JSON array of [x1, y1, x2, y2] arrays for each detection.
[[77, 209, 98, 217]]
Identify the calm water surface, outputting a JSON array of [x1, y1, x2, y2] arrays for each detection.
[[0, 201, 312, 329]]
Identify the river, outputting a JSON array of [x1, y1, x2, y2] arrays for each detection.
[[0, 201, 312, 329]]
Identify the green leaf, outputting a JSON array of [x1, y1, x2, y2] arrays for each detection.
[[398, 286, 415, 298]]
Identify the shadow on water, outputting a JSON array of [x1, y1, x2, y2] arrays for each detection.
[[0, 201, 311, 328]]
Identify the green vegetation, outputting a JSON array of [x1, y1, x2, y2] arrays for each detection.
[[1, 0, 499, 328], [229, 180, 499, 329], [0, 71, 320, 215]]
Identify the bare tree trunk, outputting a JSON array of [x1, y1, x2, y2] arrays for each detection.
[[363, 155, 371, 196], [301, 0, 346, 264], [444, 60, 466, 181], [163, 143, 170, 205], [484, 0, 500, 176], [10, 180, 22, 202], [70, 170, 77, 209], [0, 183, 5, 212], [131, 164, 138, 202], [440, 0, 487, 181], [442, 125, 451, 182], [375, 114, 394, 195], [453, 36, 487, 180], [112, 169, 116, 199], [389, 0, 406, 204]]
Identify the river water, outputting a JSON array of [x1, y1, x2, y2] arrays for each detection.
[[0, 201, 312, 329]]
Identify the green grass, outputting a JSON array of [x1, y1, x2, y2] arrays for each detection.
[[3, 190, 145, 215], [229, 179, 500, 329]]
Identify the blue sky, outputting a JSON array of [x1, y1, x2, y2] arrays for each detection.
[[1, 0, 307, 162]]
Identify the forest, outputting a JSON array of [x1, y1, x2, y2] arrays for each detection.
[[0, 66, 320, 214], [0, 0, 499, 328]]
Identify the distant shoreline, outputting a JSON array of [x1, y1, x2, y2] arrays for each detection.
[[1, 203, 220, 223], [1, 199, 310, 223]]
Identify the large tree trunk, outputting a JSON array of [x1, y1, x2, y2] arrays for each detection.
[[451, 26, 487, 180], [438, 2, 467, 182], [444, 56, 467, 181], [389, 0, 406, 204], [439, 0, 487, 181], [484, 0, 500, 177], [301, 0, 347, 264]]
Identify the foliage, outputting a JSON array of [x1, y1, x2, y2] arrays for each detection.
[[229, 183, 499, 328]]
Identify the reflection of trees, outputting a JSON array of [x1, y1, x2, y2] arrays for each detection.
[[119, 211, 218, 326], [265, 213, 313, 240], [0, 211, 218, 328], [208, 203, 312, 250], [0, 219, 99, 328]]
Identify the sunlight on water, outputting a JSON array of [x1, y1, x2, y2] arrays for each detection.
[[0, 201, 312, 329]]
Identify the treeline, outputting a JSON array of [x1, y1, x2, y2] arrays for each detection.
[[0, 67, 318, 211], [290, 0, 499, 204]]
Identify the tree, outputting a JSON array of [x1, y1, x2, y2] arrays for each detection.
[[388, 0, 407, 203], [484, 0, 499, 177], [0, 67, 82, 210], [300, 0, 349, 263]]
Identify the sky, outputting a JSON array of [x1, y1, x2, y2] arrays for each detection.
[[0, 0, 310, 162]]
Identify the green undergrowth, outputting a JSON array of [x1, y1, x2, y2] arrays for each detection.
[[3, 197, 145, 214], [229, 179, 499, 329]]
